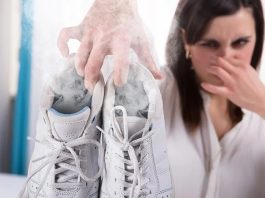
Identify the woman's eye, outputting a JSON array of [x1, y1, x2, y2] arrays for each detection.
[[200, 41, 219, 48], [232, 39, 249, 48]]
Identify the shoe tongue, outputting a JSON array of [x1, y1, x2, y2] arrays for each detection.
[[116, 116, 147, 138], [47, 107, 91, 142]]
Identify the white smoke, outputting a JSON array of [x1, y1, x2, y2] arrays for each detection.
[[114, 62, 149, 118], [49, 54, 92, 114]]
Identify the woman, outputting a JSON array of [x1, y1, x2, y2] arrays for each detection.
[[161, 0, 265, 197]]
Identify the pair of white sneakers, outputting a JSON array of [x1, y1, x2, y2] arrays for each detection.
[[20, 54, 173, 198]]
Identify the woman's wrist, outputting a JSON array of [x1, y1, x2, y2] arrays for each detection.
[[254, 89, 265, 119]]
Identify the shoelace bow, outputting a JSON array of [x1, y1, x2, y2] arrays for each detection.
[[97, 106, 154, 198], [20, 128, 103, 198]]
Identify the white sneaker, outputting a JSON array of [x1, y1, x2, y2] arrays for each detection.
[[99, 57, 173, 197], [20, 55, 104, 198]]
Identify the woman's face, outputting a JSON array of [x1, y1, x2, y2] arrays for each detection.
[[187, 7, 256, 86]]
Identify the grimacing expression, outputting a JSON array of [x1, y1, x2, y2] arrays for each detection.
[[186, 7, 256, 86]]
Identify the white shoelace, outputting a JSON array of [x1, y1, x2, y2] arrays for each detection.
[[20, 132, 103, 198], [97, 105, 154, 198]]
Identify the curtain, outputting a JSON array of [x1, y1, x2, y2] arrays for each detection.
[[11, 0, 33, 175]]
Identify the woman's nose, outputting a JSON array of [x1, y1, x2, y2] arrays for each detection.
[[217, 46, 235, 59]]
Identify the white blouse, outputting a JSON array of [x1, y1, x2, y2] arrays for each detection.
[[159, 67, 265, 198]]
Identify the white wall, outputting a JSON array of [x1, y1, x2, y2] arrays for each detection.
[[0, 0, 20, 172]]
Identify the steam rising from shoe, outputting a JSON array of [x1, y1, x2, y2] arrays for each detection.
[[115, 65, 149, 118], [50, 55, 92, 114]]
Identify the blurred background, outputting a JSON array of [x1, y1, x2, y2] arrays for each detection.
[[0, 0, 178, 176]]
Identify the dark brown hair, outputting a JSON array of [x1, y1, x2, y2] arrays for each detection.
[[166, 0, 264, 131]]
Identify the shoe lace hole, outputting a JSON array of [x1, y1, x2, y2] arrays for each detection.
[[148, 124, 152, 131]]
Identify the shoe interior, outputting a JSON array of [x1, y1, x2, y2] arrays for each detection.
[[51, 66, 92, 114], [114, 72, 149, 119]]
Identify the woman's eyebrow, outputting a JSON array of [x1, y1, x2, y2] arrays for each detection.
[[199, 35, 252, 43], [198, 38, 219, 43], [231, 35, 252, 42]]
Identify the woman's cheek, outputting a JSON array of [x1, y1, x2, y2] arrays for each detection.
[[235, 42, 256, 64], [191, 50, 213, 71], [240, 47, 255, 64]]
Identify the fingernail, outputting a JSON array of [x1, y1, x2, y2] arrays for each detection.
[[114, 76, 123, 87], [154, 69, 163, 79], [85, 80, 95, 93], [120, 70, 128, 85], [114, 69, 128, 87], [158, 71, 164, 79], [75, 57, 84, 77], [76, 68, 84, 77], [62, 48, 69, 57], [201, 83, 206, 89]]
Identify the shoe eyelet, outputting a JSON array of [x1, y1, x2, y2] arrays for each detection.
[[148, 124, 152, 131]]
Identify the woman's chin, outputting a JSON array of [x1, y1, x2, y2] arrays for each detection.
[[206, 76, 223, 86]]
